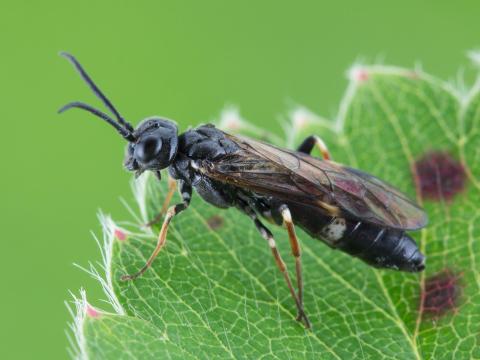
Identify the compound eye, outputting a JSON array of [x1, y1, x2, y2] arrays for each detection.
[[135, 136, 162, 163]]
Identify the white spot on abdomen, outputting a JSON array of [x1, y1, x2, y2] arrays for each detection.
[[320, 218, 346, 244]]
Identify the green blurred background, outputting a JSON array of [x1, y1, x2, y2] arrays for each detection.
[[1, 0, 479, 358]]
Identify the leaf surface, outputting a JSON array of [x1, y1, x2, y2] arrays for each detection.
[[74, 65, 480, 359]]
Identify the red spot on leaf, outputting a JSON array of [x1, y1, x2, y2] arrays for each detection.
[[207, 215, 224, 230], [86, 304, 101, 318], [352, 69, 369, 82], [114, 228, 127, 241], [414, 151, 466, 201], [357, 70, 369, 82], [421, 269, 462, 318], [349, 67, 369, 83]]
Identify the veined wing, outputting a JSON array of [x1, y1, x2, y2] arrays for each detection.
[[201, 133, 427, 230]]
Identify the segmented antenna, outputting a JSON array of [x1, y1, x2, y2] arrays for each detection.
[[58, 101, 135, 141], [59, 52, 136, 139]]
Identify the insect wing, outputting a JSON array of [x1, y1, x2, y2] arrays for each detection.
[[205, 133, 427, 230], [299, 154, 427, 230], [204, 135, 337, 210]]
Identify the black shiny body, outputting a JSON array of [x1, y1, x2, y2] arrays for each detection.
[[169, 124, 424, 272], [168, 125, 240, 209]]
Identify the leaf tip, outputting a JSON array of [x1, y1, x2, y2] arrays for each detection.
[[348, 65, 369, 83], [217, 105, 245, 131], [114, 228, 128, 242], [86, 303, 102, 319], [291, 107, 314, 130]]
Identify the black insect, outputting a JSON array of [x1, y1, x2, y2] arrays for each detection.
[[59, 53, 428, 329]]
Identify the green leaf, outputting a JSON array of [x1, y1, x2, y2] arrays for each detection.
[[69, 63, 480, 359]]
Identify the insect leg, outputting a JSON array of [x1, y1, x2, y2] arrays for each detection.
[[144, 176, 177, 227], [121, 181, 192, 281], [279, 204, 304, 321], [297, 135, 331, 160], [242, 204, 311, 328]]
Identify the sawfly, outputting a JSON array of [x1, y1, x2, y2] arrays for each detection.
[[59, 53, 427, 328]]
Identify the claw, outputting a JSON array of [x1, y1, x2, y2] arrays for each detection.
[[296, 310, 311, 329]]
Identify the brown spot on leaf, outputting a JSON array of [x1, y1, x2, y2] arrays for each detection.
[[421, 269, 462, 318], [414, 151, 466, 201], [207, 215, 224, 230]]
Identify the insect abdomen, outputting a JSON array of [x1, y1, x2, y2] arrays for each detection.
[[335, 220, 425, 272], [284, 203, 425, 272]]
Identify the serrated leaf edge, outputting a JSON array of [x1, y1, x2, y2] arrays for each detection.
[[66, 58, 480, 359]]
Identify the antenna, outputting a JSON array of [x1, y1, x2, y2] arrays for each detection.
[[59, 52, 134, 132], [58, 101, 135, 141]]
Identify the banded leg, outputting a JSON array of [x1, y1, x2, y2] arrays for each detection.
[[145, 176, 177, 227], [279, 205, 304, 321], [242, 204, 311, 328], [297, 135, 331, 160], [122, 181, 192, 281]]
